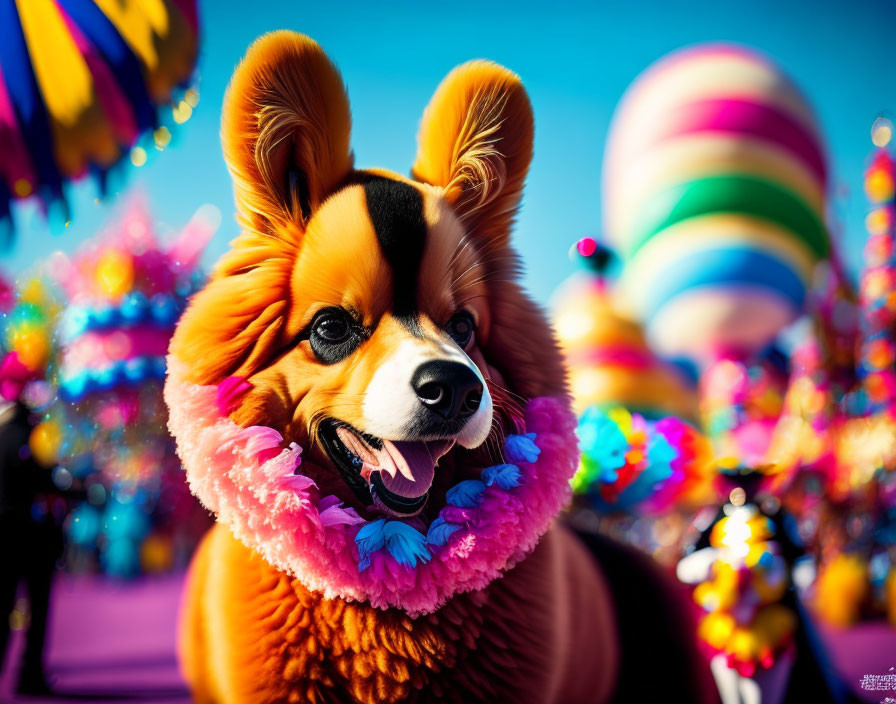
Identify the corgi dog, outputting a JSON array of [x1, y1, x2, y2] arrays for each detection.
[[165, 31, 711, 704]]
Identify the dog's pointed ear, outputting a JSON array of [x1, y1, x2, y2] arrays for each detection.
[[412, 61, 533, 246], [222, 31, 353, 238]]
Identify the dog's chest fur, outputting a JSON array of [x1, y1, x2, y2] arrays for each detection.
[[186, 523, 618, 704]]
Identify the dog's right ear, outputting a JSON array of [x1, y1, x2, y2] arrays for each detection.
[[170, 34, 352, 384], [222, 31, 353, 240]]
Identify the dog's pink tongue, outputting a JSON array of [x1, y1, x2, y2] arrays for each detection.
[[371, 441, 435, 498]]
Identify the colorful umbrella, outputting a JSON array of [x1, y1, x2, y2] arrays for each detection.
[[0, 0, 199, 232]]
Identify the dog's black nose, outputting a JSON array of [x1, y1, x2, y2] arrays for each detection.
[[411, 360, 483, 421]]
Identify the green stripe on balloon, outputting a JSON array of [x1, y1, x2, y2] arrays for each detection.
[[624, 174, 829, 260]]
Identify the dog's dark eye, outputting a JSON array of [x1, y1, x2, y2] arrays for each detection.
[[309, 308, 361, 364], [315, 315, 350, 342], [446, 310, 475, 349]]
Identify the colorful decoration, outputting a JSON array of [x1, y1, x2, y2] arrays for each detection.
[[813, 553, 870, 628], [857, 134, 896, 414], [29, 417, 63, 465], [572, 405, 714, 514], [680, 479, 798, 681], [0, 270, 14, 312], [0, 275, 62, 442], [569, 79, 896, 660], [699, 351, 788, 466], [803, 124, 896, 629], [753, 120, 896, 630], [53, 199, 213, 404], [603, 44, 829, 364], [552, 237, 699, 420], [2, 276, 61, 377], [0, 0, 200, 231], [45, 198, 216, 575], [762, 254, 859, 500], [766, 335, 843, 499]]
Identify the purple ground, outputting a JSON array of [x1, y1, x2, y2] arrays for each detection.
[[1, 574, 189, 703], [0, 573, 894, 703], [822, 622, 896, 702]]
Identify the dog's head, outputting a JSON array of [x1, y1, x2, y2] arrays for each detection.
[[167, 32, 574, 612]]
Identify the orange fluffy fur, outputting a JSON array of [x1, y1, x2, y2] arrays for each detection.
[[182, 518, 619, 703]]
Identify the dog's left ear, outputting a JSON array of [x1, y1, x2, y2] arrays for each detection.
[[412, 61, 533, 247]]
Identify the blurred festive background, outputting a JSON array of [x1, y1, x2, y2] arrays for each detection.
[[0, 1, 894, 702]]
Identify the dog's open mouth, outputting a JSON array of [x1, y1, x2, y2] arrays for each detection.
[[320, 420, 455, 517]]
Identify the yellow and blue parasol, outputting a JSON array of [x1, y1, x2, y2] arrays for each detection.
[[0, 0, 199, 233]]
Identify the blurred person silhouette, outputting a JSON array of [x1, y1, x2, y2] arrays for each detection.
[[0, 356, 75, 696], [678, 465, 855, 704]]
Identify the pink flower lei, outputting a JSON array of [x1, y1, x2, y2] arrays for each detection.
[[164, 357, 579, 616]]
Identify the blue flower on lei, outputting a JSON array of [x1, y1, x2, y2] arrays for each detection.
[[355, 519, 431, 570], [446, 479, 487, 508], [426, 517, 461, 546], [355, 432, 539, 572], [505, 433, 540, 464], [481, 463, 523, 490]]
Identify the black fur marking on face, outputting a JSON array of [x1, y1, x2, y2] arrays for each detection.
[[358, 175, 427, 325]]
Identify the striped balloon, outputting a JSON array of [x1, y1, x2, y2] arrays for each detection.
[[552, 272, 699, 421], [603, 44, 828, 363], [0, 0, 199, 230]]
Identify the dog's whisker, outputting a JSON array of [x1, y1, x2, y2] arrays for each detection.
[[447, 255, 514, 295], [489, 379, 528, 405], [447, 251, 508, 290], [451, 272, 514, 295], [445, 232, 479, 271]]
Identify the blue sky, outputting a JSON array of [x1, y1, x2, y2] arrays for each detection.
[[3, 0, 894, 305]]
